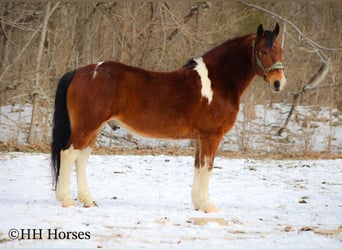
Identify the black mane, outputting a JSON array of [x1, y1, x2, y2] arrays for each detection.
[[183, 59, 197, 69], [264, 30, 276, 48]]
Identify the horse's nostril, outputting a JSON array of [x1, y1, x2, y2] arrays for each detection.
[[274, 80, 280, 90]]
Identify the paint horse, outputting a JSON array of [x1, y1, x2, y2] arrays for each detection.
[[51, 24, 286, 212]]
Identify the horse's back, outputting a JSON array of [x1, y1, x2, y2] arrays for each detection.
[[66, 61, 204, 139]]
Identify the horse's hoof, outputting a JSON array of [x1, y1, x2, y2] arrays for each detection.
[[205, 204, 219, 213], [84, 201, 98, 208], [61, 199, 75, 208], [193, 205, 200, 211]]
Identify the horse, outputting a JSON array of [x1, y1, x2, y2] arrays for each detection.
[[51, 23, 286, 212]]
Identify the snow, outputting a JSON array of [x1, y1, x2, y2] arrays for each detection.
[[0, 152, 341, 248], [1, 103, 341, 153]]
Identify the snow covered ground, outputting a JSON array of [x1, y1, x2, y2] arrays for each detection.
[[0, 152, 341, 248], [1, 104, 341, 154]]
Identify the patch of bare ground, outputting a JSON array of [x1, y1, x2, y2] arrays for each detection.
[[0, 142, 341, 160], [298, 225, 342, 238], [187, 217, 228, 226]]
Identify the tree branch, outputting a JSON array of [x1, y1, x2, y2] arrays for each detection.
[[240, 2, 335, 137], [277, 62, 330, 136], [0, 28, 40, 84], [166, 3, 209, 42], [241, 2, 342, 54]]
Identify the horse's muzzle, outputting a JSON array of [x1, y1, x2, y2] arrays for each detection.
[[270, 70, 286, 92], [274, 80, 281, 92]]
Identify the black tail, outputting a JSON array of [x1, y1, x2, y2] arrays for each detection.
[[51, 70, 76, 189]]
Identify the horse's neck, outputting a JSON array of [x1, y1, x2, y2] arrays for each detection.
[[205, 34, 257, 101]]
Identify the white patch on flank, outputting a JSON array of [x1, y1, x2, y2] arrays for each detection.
[[92, 61, 103, 79], [193, 57, 213, 104]]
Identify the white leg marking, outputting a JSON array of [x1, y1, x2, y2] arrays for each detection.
[[191, 158, 218, 212], [92, 61, 103, 79], [75, 147, 94, 207], [191, 168, 200, 210], [193, 57, 213, 104], [56, 145, 80, 207], [197, 163, 212, 211]]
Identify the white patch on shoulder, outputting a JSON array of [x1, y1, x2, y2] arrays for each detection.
[[92, 61, 103, 79], [193, 57, 213, 104]]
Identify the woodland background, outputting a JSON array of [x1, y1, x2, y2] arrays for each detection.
[[0, 2, 341, 156]]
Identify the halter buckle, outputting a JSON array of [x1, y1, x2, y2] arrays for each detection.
[[252, 39, 284, 77], [255, 50, 284, 77]]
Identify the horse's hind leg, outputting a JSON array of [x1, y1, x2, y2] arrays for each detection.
[[75, 146, 95, 207], [56, 126, 100, 207], [56, 145, 80, 207], [75, 132, 100, 207]]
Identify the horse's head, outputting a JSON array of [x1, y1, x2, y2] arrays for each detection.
[[253, 23, 286, 92]]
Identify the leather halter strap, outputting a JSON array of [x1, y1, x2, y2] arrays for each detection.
[[252, 40, 284, 78]]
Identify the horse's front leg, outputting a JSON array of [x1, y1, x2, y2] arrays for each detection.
[[192, 160, 218, 213], [191, 136, 221, 213], [191, 140, 201, 210]]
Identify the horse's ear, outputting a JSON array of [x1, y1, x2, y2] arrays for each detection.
[[257, 24, 264, 37], [273, 23, 280, 37]]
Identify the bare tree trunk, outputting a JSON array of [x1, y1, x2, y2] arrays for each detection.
[[27, 2, 59, 143], [277, 62, 330, 136], [0, 3, 12, 73]]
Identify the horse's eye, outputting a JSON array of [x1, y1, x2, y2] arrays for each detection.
[[261, 50, 267, 56]]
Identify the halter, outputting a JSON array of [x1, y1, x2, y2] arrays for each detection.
[[252, 40, 284, 78]]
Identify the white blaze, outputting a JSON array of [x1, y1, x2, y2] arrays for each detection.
[[194, 57, 213, 104], [279, 71, 287, 91]]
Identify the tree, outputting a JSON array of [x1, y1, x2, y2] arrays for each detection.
[[27, 2, 59, 143]]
